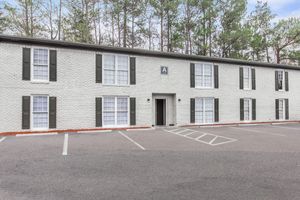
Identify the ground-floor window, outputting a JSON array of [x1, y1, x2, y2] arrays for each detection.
[[243, 98, 252, 121], [32, 95, 49, 129], [103, 96, 128, 126], [278, 99, 285, 120], [195, 97, 214, 124]]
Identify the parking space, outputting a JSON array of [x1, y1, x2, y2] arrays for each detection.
[[1, 124, 300, 200]]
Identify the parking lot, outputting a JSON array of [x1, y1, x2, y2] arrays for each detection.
[[1, 123, 300, 200]]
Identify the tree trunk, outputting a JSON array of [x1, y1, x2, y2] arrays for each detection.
[[58, 0, 62, 40], [160, 12, 164, 51], [30, 1, 34, 36], [49, 0, 54, 39], [25, 1, 30, 36], [123, 2, 127, 48], [276, 48, 281, 64], [131, 15, 135, 48], [117, 13, 121, 46]]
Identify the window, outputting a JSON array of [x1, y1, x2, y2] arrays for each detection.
[[103, 55, 129, 85], [243, 99, 252, 121], [278, 99, 285, 120], [195, 63, 213, 88], [277, 70, 284, 90], [195, 98, 214, 124], [243, 67, 251, 90], [32, 48, 49, 81], [32, 96, 48, 129], [103, 96, 129, 126]]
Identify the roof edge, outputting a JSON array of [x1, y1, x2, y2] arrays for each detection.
[[0, 34, 299, 70]]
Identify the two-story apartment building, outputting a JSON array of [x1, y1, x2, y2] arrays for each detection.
[[1, 35, 300, 133]]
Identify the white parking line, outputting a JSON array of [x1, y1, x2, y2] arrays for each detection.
[[164, 128, 237, 146], [118, 131, 146, 150], [272, 125, 300, 131], [77, 130, 112, 134], [16, 133, 58, 137], [230, 127, 285, 136], [126, 128, 154, 131], [62, 134, 69, 156], [0, 137, 6, 143]]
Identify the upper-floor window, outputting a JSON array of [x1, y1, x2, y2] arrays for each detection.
[[103, 54, 129, 85], [240, 66, 255, 90], [195, 63, 213, 88], [276, 70, 284, 91], [243, 67, 251, 90], [32, 48, 49, 81]]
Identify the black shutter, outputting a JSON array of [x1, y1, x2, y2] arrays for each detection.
[[96, 97, 102, 127], [285, 72, 289, 91], [251, 68, 256, 90], [49, 50, 57, 81], [96, 54, 102, 83], [130, 57, 136, 85], [22, 48, 31, 80], [214, 98, 219, 122], [240, 98, 244, 121], [49, 97, 57, 128], [214, 65, 219, 88], [190, 98, 195, 123], [275, 71, 279, 91], [190, 63, 195, 88], [252, 99, 256, 120], [275, 99, 279, 120], [285, 99, 289, 120], [239, 67, 243, 90], [22, 96, 30, 129], [130, 97, 136, 125]]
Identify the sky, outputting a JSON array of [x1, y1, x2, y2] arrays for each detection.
[[248, 0, 300, 21]]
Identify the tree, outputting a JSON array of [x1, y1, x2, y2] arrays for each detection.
[[270, 18, 300, 63], [150, 0, 167, 51], [4, 0, 43, 37], [216, 0, 249, 59], [193, 0, 218, 56], [63, 0, 96, 43], [247, 1, 274, 62], [0, 8, 6, 33]]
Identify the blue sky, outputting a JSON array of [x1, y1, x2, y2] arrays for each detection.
[[248, 0, 300, 21]]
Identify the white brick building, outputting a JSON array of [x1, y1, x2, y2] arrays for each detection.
[[1, 35, 300, 133]]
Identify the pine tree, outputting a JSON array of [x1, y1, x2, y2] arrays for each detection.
[[63, 0, 96, 43], [4, 0, 43, 37], [217, 0, 249, 59], [0, 9, 6, 33], [270, 18, 300, 64], [247, 1, 274, 62]]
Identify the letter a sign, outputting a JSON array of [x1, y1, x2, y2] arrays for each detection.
[[161, 66, 168, 75]]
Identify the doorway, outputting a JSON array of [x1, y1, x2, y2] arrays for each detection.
[[156, 99, 166, 125]]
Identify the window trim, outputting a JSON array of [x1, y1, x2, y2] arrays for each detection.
[[31, 47, 50, 83], [243, 98, 252, 121], [102, 53, 130, 86], [243, 66, 252, 90], [194, 62, 214, 89], [102, 96, 130, 128], [276, 69, 285, 92], [31, 95, 49, 130], [195, 97, 215, 124]]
